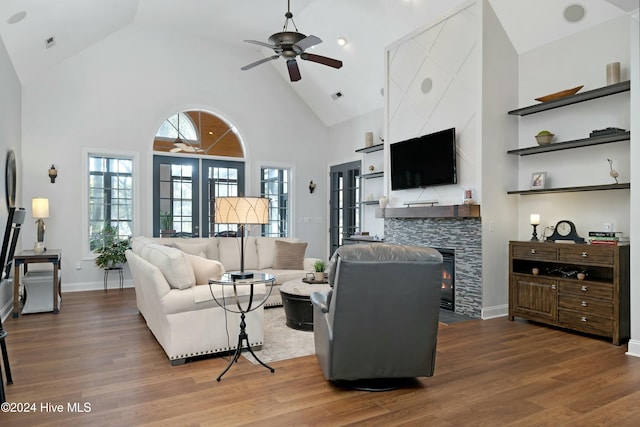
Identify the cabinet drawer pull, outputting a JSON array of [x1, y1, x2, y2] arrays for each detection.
[[580, 285, 588, 292], [581, 301, 588, 307], [581, 316, 587, 322], [530, 249, 536, 254], [581, 252, 588, 258]]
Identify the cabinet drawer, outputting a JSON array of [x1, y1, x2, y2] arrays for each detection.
[[558, 310, 612, 336], [558, 281, 613, 300], [512, 245, 557, 261], [558, 295, 612, 318], [558, 247, 614, 265]]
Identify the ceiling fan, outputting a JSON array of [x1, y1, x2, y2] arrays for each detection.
[[241, 0, 343, 82]]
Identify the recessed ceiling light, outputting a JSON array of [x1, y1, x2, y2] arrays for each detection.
[[564, 4, 586, 23], [337, 37, 347, 46], [7, 11, 27, 24]]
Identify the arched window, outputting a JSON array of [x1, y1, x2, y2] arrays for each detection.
[[153, 110, 243, 157]]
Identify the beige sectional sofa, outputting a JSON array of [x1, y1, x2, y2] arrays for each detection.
[[126, 236, 317, 364]]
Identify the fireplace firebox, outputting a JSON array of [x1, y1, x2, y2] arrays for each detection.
[[436, 248, 455, 311]]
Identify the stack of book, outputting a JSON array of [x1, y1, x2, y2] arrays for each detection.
[[587, 231, 629, 246]]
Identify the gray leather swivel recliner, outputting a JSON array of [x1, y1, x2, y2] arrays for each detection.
[[311, 243, 443, 390]]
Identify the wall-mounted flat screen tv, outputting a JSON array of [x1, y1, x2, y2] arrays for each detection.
[[390, 127, 457, 191]]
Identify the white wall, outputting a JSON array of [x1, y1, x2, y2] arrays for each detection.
[[480, 0, 519, 318], [515, 16, 631, 240], [385, 1, 480, 208], [0, 34, 22, 318], [626, 10, 639, 357], [19, 24, 329, 290]]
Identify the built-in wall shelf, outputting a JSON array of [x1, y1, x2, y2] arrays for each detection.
[[507, 183, 630, 195], [355, 143, 384, 154], [360, 200, 380, 206], [508, 81, 630, 116], [359, 171, 384, 179], [507, 132, 630, 156], [375, 204, 480, 219]]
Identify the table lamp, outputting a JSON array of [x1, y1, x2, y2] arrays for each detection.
[[215, 196, 269, 280], [32, 197, 49, 253]]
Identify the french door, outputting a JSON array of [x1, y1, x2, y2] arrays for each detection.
[[329, 161, 361, 255], [153, 156, 244, 237], [200, 159, 245, 237]]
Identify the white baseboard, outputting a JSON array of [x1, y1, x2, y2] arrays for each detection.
[[62, 280, 134, 293], [1, 297, 13, 323], [482, 304, 508, 319], [626, 339, 640, 357]]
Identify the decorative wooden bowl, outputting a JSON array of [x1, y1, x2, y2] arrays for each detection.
[[535, 85, 584, 102]]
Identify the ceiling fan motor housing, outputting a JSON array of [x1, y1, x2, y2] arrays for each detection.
[[269, 31, 307, 58]]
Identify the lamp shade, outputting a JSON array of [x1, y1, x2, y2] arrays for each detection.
[[32, 197, 49, 219], [215, 197, 269, 225]]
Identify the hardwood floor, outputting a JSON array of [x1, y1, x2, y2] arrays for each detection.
[[2, 289, 640, 426]]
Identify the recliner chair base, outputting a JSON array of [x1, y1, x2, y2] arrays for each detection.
[[333, 377, 419, 392]]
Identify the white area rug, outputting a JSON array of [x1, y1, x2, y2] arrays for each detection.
[[242, 306, 315, 364]]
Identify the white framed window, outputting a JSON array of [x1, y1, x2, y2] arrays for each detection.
[[83, 149, 138, 256]]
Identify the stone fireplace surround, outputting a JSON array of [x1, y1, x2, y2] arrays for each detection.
[[383, 216, 482, 318]]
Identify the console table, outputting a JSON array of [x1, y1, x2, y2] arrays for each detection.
[[209, 273, 275, 381], [509, 241, 629, 345], [13, 249, 62, 317]]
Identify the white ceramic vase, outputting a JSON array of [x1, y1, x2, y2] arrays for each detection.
[[379, 196, 388, 208]]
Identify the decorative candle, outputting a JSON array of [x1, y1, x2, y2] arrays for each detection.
[[365, 132, 374, 147], [530, 214, 540, 225], [606, 62, 620, 85]]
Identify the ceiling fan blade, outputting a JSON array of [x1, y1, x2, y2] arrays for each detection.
[[243, 39, 279, 49], [294, 35, 322, 52], [241, 55, 280, 71], [300, 53, 343, 69], [170, 147, 182, 153], [287, 59, 301, 82]]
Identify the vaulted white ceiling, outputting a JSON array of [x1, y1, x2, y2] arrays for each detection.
[[0, 0, 634, 126]]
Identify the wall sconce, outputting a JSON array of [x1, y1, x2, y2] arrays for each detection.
[[48, 165, 58, 183], [308, 180, 316, 194]]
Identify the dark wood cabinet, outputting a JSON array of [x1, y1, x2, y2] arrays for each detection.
[[509, 241, 629, 345]]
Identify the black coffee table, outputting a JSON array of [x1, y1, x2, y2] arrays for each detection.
[[279, 279, 330, 331]]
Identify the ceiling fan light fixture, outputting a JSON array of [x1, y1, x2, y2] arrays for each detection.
[[337, 36, 347, 46], [240, 0, 343, 82]]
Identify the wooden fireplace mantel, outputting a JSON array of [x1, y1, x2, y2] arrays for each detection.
[[375, 204, 481, 219]]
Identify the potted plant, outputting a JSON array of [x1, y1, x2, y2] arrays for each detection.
[[160, 211, 174, 237], [94, 225, 130, 269], [313, 260, 326, 282]]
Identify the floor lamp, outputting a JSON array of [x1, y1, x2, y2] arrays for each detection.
[[214, 196, 269, 280]]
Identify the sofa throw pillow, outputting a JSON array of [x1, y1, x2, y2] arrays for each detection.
[[256, 237, 299, 269], [187, 253, 225, 285], [272, 240, 307, 270], [144, 243, 196, 290]]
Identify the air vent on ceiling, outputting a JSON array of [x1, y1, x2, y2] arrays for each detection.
[[331, 91, 343, 100], [45, 36, 56, 49]]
